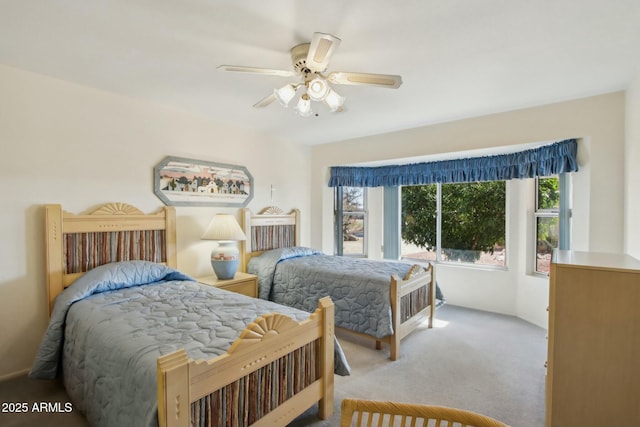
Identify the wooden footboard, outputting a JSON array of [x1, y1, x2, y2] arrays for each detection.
[[379, 263, 435, 361], [157, 297, 335, 427]]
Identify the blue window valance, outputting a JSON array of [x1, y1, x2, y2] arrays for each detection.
[[328, 139, 578, 187]]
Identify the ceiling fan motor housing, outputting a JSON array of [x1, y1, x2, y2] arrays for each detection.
[[290, 43, 313, 74]]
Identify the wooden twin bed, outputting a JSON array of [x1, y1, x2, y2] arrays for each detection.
[[240, 206, 436, 361], [42, 202, 336, 427]]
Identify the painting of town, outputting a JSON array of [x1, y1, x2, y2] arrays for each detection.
[[153, 156, 253, 207]]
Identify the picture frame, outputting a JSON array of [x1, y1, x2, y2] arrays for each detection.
[[153, 156, 253, 207]]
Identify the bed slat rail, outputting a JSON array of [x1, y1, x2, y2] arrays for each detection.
[[63, 230, 166, 273], [190, 342, 318, 427], [398, 263, 434, 323]]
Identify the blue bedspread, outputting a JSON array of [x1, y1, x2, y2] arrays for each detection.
[[248, 248, 432, 339], [30, 261, 349, 427]]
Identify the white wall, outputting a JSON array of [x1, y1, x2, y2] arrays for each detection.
[[625, 72, 640, 259], [0, 62, 630, 379], [0, 64, 311, 379], [310, 92, 626, 328]]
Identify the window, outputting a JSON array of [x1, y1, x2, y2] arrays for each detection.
[[400, 183, 437, 262], [401, 181, 506, 267], [534, 176, 559, 275], [334, 186, 367, 256]]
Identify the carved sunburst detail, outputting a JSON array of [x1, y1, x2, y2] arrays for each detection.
[[91, 203, 144, 216], [259, 206, 284, 215], [228, 313, 298, 354], [403, 264, 423, 280]]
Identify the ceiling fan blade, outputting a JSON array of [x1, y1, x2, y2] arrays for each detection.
[[306, 32, 341, 72], [253, 93, 276, 108], [217, 65, 296, 78], [327, 71, 402, 89]]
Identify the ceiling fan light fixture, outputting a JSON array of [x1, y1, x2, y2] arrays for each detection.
[[273, 84, 297, 107], [307, 76, 329, 101], [295, 93, 313, 117], [219, 32, 401, 115], [324, 89, 345, 112]]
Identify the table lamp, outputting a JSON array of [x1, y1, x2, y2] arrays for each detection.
[[201, 213, 246, 280]]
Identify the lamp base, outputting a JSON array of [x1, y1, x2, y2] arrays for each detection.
[[210, 241, 240, 280], [211, 260, 239, 280]]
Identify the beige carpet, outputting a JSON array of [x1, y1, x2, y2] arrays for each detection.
[[0, 305, 546, 427], [290, 304, 546, 427]]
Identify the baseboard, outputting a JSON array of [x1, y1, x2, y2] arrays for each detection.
[[0, 367, 30, 382]]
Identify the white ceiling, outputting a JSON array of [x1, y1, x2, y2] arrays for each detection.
[[1, 1, 640, 146]]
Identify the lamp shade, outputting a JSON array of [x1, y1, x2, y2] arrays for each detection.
[[324, 89, 345, 112], [201, 214, 246, 279], [295, 93, 313, 117], [201, 214, 246, 242], [307, 76, 329, 101], [274, 84, 297, 107]]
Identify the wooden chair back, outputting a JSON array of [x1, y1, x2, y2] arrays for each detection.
[[340, 399, 508, 427]]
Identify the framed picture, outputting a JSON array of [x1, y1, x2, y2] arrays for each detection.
[[154, 156, 253, 207]]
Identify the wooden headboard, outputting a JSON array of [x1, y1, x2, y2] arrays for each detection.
[[44, 202, 177, 316], [240, 206, 300, 272]]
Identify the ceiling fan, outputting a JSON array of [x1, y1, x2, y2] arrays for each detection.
[[218, 32, 402, 117]]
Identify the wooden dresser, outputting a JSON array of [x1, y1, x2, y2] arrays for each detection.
[[546, 250, 640, 427]]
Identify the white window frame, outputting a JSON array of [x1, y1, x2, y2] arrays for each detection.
[[533, 175, 571, 276]]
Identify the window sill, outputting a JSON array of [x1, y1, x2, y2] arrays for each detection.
[[401, 257, 508, 272], [531, 272, 550, 279]]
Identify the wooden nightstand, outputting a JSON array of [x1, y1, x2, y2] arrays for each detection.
[[196, 272, 258, 298]]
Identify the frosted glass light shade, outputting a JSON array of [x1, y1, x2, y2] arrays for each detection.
[[307, 77, 329, 101], [295, 94, 313, 117], [274, 84, 296, 107], [324, 89, 345, 112]]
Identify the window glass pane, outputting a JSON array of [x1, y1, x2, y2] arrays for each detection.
[[336, 187, 366, 256], [535, 176, 561, 275], [536, 216, 559, 274], [342, 213, 365, 255], [401, 184, 437, 261], [342, 187, 364, 212], [440, 181, 506, 266], [537, 177, 559, 210], [401, 182, 506, 267]]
